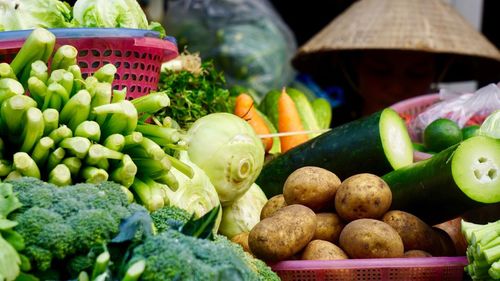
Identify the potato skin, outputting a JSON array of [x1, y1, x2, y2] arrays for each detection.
[[249, 204, 317, 261], [260, 194, 287, 220], [382, 210, 435, 252], [430, 227, 457, 257], [301, 240, 348, 260], [403, 250, 432, 258], [339, 219, 404, 259], [231, 232, 252, 255], [313, 213, 344, 244], [283, 167, 341, 211], [335, 173, 392, 221]]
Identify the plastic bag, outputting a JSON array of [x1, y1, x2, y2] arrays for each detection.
[[410, 83, 500, 140], [163, 0, 297, 98]]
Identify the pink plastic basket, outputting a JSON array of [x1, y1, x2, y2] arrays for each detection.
[[271, 256, 468, 281], [0, 28, 179, 99]]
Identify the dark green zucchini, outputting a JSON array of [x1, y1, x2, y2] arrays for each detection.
[[382, 135, 500, 225], [256, 108, 413, 197]]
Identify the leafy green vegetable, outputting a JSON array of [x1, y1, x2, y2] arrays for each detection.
[[156, 53, 235, 129], [72, 0, 148, 29], [0, 183, 23, 281], [0, 0, 72, 31]]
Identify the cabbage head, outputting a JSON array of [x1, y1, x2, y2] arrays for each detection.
[[0, 0, 72, 31], [219, 183, 267, 239], [72, 0, 149, 29], [164, 151, 222, 233], [186, 113, 265, 206]]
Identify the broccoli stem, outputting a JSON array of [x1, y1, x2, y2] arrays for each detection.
[[62, 157, 82, 178], [19, 107, 44, 153], [42, 109, 59, 136], [0, 63, 16, 79], [121, 259, 145, 281], [86, 144, 124, 166], [135, 124, 180, 144], [112, 88, 127, 103], [60, 137, 92, 159], [48, 164, 72, 186], [82, 166, 109, 184], [131, 177, 164, 211], [13, 152, 41, 179], [110, 154, 137, 188], [59, 90, 92, 131], [75, 121, 101, 143], [0, 160, 12, 177], [29, 60, 48, 83], [48, 125, 73, 144], [165, 154, 194, 179], [0, 78, 25, 105], [68, 65, 84, 95], [31, 137, 55, 166], [93, 64, 117, 84], [103, 134, 125, 152], [91, 250, 110, 280], [51, 45, 78, 70], [132, 156, 171, 179], [131, 92, 170, 114], [47, 147, 66, 172], [10, 28, 55, 76], [1, 95, 37, 136]]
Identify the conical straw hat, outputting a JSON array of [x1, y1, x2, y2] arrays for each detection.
[[292, 0, 500, 82]]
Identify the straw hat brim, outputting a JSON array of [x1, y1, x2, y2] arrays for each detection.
[[292, 0, 500, 82]]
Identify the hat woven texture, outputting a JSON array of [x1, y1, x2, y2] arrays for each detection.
[[293, 0, 500, 82]]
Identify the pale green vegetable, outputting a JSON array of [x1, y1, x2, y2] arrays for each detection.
[[164, 151, 222, 233], [219, 183, 268, 239], [0, 0, 72, 31], [186, 113, 265, 206], [72, 0, 148, 29], [480, 110, 500, 139]]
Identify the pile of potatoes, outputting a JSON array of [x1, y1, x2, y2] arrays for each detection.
[[233, 166, 460, 262]]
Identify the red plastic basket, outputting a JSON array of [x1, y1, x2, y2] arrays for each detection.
[[0, 28, 179, 99], [271, 256, 468, 281]]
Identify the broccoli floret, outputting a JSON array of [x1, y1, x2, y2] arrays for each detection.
[[126, 230, 270, 281], [151, 206, 192, 233], [213, 235, 280, 281], [8, 177, 148, 275]]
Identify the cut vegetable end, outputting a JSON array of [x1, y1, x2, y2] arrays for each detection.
[[452, 136, 500, 203], [379, 108, 413, 169]]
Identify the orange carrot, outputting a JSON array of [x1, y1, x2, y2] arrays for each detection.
[[234, 93, 273, 152], [278, 87, 308, 153]]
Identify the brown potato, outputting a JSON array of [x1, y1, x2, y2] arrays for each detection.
[[313, 213, 344, 244], [249, 204, 317, 261], [334, 173, 392, 221], [260, 194, 287, 220], [283, 166, 341, 211], [430, 227, 457, 257], [434, 217, 468, 256], [301, 240, 348, 260], [382, 210, 435, 252], [339, 219, 404, 259], [231, 232, 252, 255], [403, 250, 432, 258]]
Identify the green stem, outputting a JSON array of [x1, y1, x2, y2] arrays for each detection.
[[68, 65, 83, 95], [86, 144, 123, 166], [5, 170, 23, 181], [44, 82, 69, 111], [131, 92, 170, 114], [62, 157, 82, 178], [29, 60, 48, 83], [1, 95, 37, 136], [75, 121, 101, 143], [123, 132, 144, 149], [165, 154, 194, 179], [27, 76, 47, 107], [13, 152, 41, 179], [60, 137, 91, 159], [135, 124, 180, 144], [48, 125, 73, 144], [0, 160, 12, 177], [0, 78, 25, 105], [93, 64, 117, 84], [131, 177, 164, 211], [10, 28, 55, 75], [110, 154, 137, 188], [31, 136, 55, 166], [121, 259, 145, 281], [48, 164, 72, 186], [59, 90, 92, 131], [103, 134, 125, 151], [132, 156, 171, 179], [19, 107, 44, 153], [91, 250, 110, 280], [89, 82, 112, 120], [42, 109, 59, 136], [51, 45, 78, 70], [82, 166, 109, 184], [78, 271, 90, 281], [47, 147, 66, 172], [0, 63, 16, 79], [47, 71, 73, 102], [112, 87, 127, 103], [155, 171, 179, 191]]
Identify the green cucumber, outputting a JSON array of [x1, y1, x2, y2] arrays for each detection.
[[287, 88, 321, 138], [312, 98, 332, 129], [382, 135, 500, 225], [258, 89, 280, 128], [256, 108, 413, 197], [256, 109, 280, 154]]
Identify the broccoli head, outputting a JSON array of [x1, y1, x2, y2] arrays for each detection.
[[151, 206, 192, 233], [8, 177, 148, 275]]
